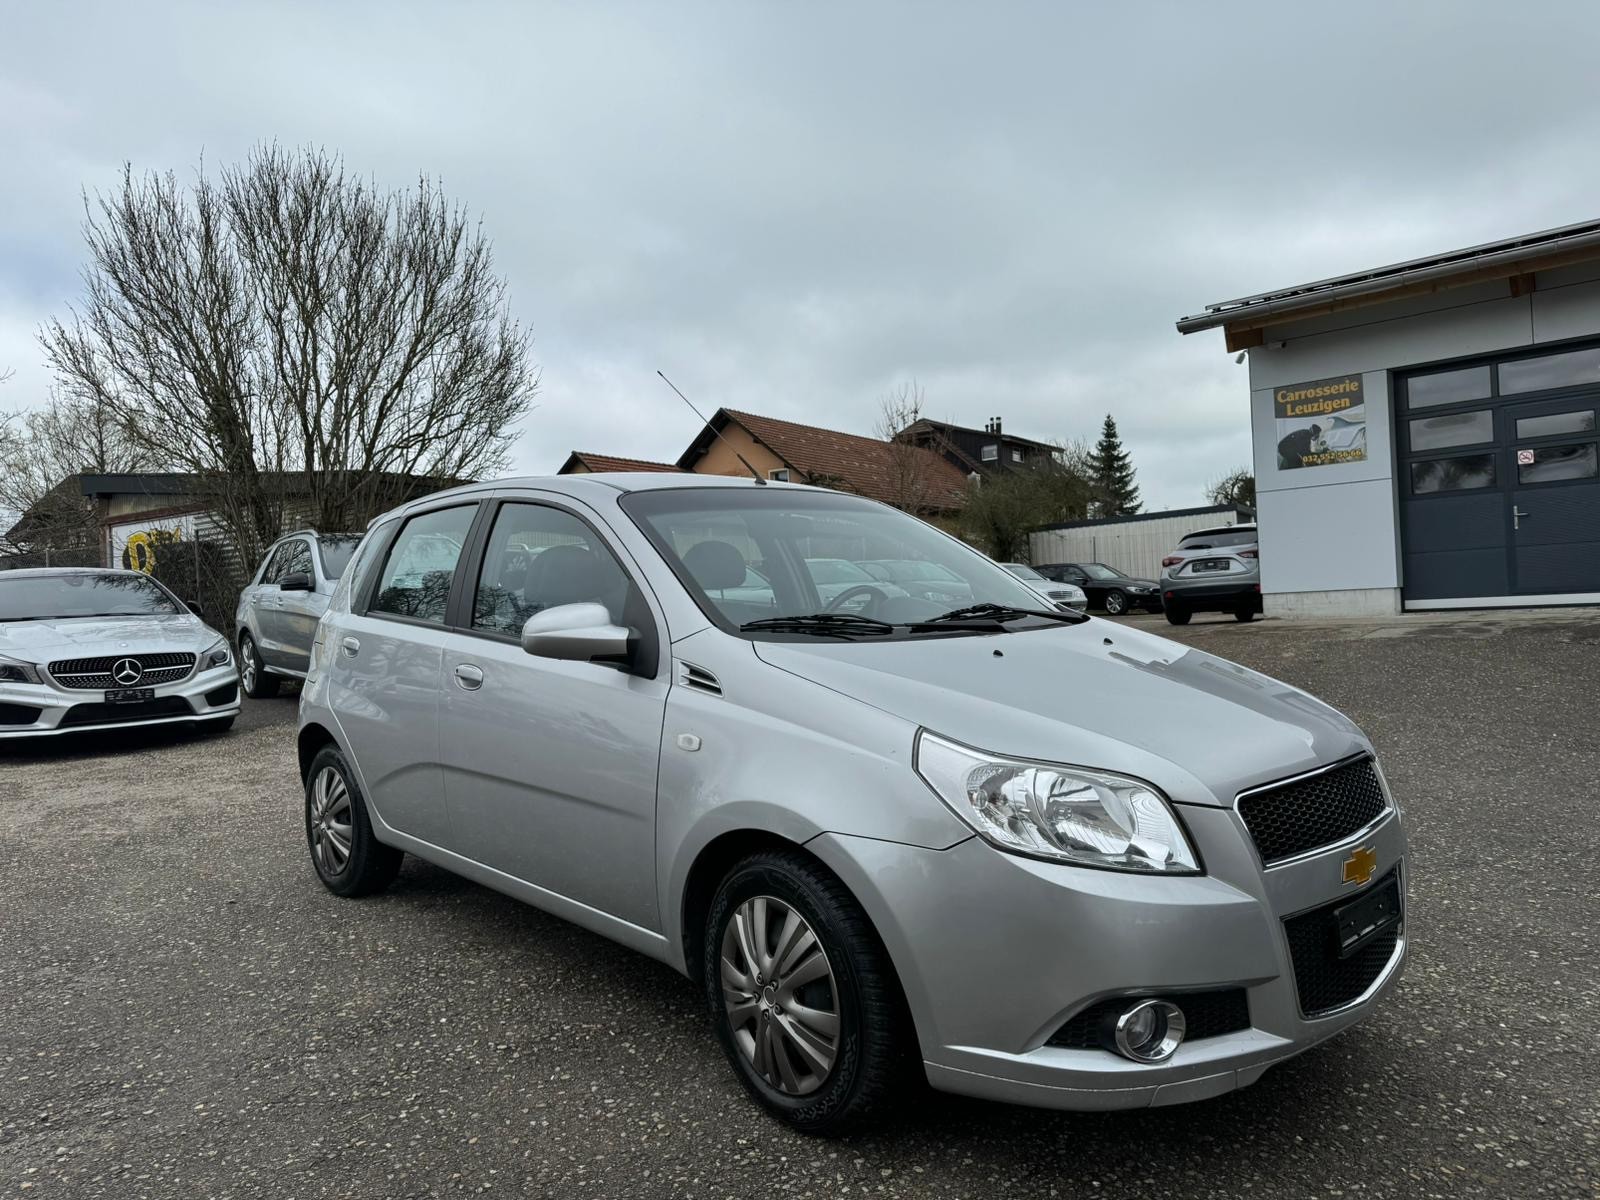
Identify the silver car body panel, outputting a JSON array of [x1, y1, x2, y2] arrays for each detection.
[[299, 474, 1407, 1111]]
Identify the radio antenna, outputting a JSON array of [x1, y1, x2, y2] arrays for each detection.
[[657, 370, 766, 484]]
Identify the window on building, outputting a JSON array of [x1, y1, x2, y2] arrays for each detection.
[[1410, 455, 1496, 494], [768, 469, 790, 481], [1516, 410, 1596, 439], [1499, 347, 1600, 395], [981, 444, 998, 462], [1409, 410, 1494, 452], [1518, 443, 1598, 484], [1405, 365, 1491, 410], [1010, 447, 1023, 463]]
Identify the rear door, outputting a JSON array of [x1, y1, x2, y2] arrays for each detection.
[[435, 494, 669, 931], [327, 501, 481, 847]]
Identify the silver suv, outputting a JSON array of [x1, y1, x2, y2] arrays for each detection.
[[235, 530, 361, 697], [1160, 523, 1261, 625], [298, 476, 1405, 1134]]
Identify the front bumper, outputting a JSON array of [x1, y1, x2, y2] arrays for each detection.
[[808, 800, 1406, 1111], [0, 664, 243, 739]]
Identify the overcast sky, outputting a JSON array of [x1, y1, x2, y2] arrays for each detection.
[[6, 1, 1600, 508]]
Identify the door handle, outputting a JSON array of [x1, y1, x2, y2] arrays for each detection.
[[1513, 506, 1530, 531], [340, 636, 360, 658], [453, 663, 485, 690]]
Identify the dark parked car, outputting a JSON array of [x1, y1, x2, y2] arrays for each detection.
[[1034, 562, 1162, 615]]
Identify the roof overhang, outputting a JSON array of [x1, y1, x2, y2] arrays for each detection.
[[1177, 218, 1600, 351]]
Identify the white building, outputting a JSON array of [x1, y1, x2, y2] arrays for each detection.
[[1179, 220, 1600, 616]]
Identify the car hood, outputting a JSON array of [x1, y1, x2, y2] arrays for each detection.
[[752, 619, 1368, 806], [0, 613, 221, 659], [1104, 577, 1158, 589]]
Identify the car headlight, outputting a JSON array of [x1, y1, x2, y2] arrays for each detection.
[[203, 638, 233, 669], [0, 653, 41, 685], [914, 731, 1200, 873]]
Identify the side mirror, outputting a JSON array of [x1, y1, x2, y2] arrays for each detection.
[[521, 602, 631, 665], [184, 599, 204, 619], [280, 572, 313, 592]]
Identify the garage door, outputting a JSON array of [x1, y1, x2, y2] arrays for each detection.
[[1399, 344, 1600, 604]]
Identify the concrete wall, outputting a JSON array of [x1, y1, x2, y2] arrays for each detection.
[[1244, 265, 1600, 615]]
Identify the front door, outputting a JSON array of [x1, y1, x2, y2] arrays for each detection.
[[1399, 348, 1600, 603], [275, 538, 324, 673], [437, 497, 668, 931]]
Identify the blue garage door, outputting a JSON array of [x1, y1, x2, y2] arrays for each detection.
[[1399, 345, 1600, 603]]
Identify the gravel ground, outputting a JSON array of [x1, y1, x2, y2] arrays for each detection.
[[3, 612, 1598, 1199]]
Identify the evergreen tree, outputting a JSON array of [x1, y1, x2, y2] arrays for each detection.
[[1090, 414, 1141, 516]]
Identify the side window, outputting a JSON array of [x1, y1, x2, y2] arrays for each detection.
[[284, 540, 314, 578], [259, 542, 291, 585], [369, 506, 476, 624], [472, 503, 639, 636]]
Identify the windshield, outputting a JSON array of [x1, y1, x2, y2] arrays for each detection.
[[1079, 563, 1126, 581], [0, 572, 183, 621], [621, 487, 1064, 638], [316, 535, 363, 579], [1003, 563, 1046, 581]]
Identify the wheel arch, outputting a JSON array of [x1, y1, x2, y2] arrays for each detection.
[[676, 828, 926, 1065], [297, 721, 340, 783]]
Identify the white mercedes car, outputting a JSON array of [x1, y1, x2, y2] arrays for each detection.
[[0, 568, 241, 739]]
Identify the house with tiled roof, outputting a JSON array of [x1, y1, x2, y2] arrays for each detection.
[[674, 409, 970, 513], [895, 416, 1056, 477], [558, 451, 684, 475]]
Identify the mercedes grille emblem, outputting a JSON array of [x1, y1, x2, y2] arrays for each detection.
[[111, 658, 144, 686]]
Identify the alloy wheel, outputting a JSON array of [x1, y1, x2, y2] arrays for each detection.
[[240, 639, 258, 691], [720, 895, 840, 1096], [1105, 591, 1127, 615], [308, 765, 354, 875]]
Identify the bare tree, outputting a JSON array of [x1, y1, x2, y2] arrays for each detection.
[[0, 392, 140, 561], [874, 380, 944, 515], [1205, 467, 1256, 510], [40, 145, 537, 570], [959, 442, 1095, 561]]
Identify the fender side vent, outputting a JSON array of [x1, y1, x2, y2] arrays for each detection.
[[676, 661, 722, 696]]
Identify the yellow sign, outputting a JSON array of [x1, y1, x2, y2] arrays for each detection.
[[1341, 846, 1377, 887]]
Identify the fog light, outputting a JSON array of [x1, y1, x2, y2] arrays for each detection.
[[1110, 999, 1186, 1063]]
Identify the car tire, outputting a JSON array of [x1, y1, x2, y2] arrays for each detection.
[[1234, 608, 1257, 623], [238, 633, 280, 699], [305, 744, 403, 898], [703, 849, 909, 1137], [1164, 605, 1192, 625], [1102, 590, 1128, 616]]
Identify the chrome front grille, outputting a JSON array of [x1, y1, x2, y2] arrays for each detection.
[[1236, 755, 1390, 866], [48, 652, 197, 690]]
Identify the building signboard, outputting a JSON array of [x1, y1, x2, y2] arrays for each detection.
[[1274, 375, 1366, 469]]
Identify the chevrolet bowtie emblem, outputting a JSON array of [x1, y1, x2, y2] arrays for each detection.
[[1342, 845, 1377, 887]]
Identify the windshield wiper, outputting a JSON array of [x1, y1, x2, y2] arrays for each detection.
[[740, 613, 896, 636], [913, 602, 1086, 628]]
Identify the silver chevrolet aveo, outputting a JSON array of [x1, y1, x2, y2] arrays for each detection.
[[298, 473, 1406, 1134]]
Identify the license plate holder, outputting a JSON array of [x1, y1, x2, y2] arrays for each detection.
[[1192, 558, 1230, 573], [105, 687, 156, 704], [1332, 875, 1401, 958]]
